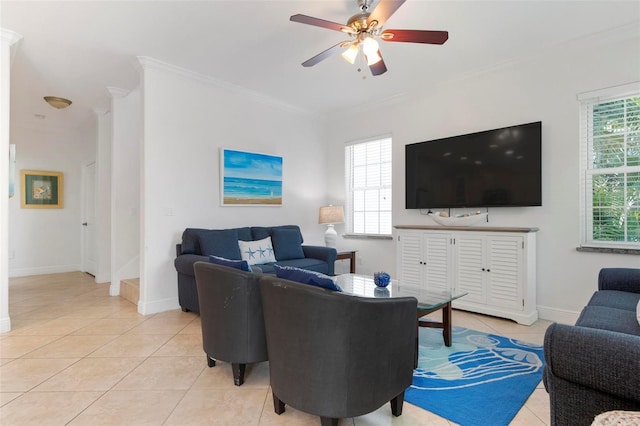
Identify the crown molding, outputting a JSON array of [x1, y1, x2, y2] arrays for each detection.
[[135, 56, 320, 119], [0, 28, 22, 46], [93, 107, 109, 117], [332, 22, 640, 120], [106, 87, 130, 99]]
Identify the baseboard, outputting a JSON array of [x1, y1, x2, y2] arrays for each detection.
[[137, 296, 180, 315], [0, 316, 11, 333], [8, 264, 82, 278], [537, 305, 579, 325]]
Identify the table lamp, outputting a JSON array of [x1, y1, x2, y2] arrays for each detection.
[[318, 205, 344, 248]]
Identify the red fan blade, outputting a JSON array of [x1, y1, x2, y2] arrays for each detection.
[[368, 0, 406, 28], [381, 29, 449, 44], [290, 14, 355, 34], [369, 51, 388, 76], [301, 42, 346, 67]]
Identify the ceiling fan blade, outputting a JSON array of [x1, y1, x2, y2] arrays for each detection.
[[301, 42, 346, 67], [369, 51, 388, 76], [381, 29, 449, 45], [368, 0, 406, 28], [290, 14, 355, 34]]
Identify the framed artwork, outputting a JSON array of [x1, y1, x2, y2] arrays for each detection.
[[8, 144, 15, 198], [221, 148, 282, 206], [21, 170, 64, 209]]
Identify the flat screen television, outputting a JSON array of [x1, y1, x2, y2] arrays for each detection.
[[405, 121, 542, 209]]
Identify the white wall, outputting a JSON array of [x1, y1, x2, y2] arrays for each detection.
[[0, 29, 22, 332], [137, 58, 328, 314], [110, 87, 141, 294], [326, 28, 640, 322], [8, 120, 96, 277]]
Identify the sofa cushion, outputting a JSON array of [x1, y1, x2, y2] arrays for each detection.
[[274, 264, 342, 292], [637, 300, 640, 326], [272, 228, 305, 261], [181, 228, 209, 254], [576, 305, 640, 336], [239, 237, 276, 265], [209, 255, 251, 272], [236, 227, 253, 242], [251, 225, 303, 242], [199, 229, 242, 259], [588, 290, 640, 312]]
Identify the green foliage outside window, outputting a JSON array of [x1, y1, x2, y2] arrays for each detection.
[[590, 97, 640, 243]]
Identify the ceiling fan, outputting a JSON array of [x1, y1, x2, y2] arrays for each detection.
[[290, 0, 448, 76]]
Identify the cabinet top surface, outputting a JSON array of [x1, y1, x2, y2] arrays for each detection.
[[394, 225, 539, 233]]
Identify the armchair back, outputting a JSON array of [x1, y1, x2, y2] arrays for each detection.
[[259, 275, 417, 423]]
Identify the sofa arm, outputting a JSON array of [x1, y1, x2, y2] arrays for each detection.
[[174, 254, 208, 276], [302, 245, 338, 275], [598, 268, 640, 293], [544, 323, 640, 402]]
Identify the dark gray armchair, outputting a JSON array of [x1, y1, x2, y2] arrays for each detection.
[[194, 261, 268, 386], [259, 275, 417, 426]]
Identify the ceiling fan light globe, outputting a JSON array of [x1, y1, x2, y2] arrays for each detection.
[[342, 44, 359, 64], [365, 50, 382, 65], [362, 37, 379, 56]]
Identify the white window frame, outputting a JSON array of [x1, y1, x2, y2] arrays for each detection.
[[578, 82, 640, 249], [344, 136, 393, 237]]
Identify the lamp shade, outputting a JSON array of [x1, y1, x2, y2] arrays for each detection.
[[318, 205, 344, 224]]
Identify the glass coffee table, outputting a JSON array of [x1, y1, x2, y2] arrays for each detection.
[[335, 274, 468, 367]]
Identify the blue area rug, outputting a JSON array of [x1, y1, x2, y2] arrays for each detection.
[[405, 326, 545, 426]]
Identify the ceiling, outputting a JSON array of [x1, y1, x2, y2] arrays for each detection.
[[2, 1, 639, 131]]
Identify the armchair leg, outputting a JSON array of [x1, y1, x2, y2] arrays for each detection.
[[207, 356, 215, 368], [390, 391, 405, 417], [273, 394, 286, 415], [320, 417, 339, 426], [232, 363, 246, 386]]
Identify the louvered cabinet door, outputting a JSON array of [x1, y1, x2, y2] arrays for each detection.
[[396, 230, 424, 287], [454, 235, 486, 303], [423, 232, 452, 292], [486, 236, 524, 310]]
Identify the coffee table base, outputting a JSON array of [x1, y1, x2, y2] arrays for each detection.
[[414, 301, 454, 368]]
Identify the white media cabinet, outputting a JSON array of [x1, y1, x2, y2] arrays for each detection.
[[395, 225, 538, 325]]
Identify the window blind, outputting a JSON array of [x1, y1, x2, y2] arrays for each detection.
[[345, 137, 392, 235]]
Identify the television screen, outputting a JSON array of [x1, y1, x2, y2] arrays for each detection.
[[405, 121, 542, 209]]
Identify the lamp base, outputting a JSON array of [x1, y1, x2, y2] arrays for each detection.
[[324, 224, 338, 248]]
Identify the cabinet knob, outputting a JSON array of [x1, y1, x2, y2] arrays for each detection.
[[481, 268, 485, 271]]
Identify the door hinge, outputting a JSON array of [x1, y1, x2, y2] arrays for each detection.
[[522, 299, 525, 307], [522, 241, 524, 249]]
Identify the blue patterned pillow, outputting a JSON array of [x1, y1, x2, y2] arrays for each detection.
[[238, 237, 276, 265], [209, 255, 251, 272], [274, 265, 342, 292]]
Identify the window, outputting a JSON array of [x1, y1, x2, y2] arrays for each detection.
[[579, 83, 640, 248], [345, 137, 392, 236]]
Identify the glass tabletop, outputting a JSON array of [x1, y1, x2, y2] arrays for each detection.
[[335, 273, 468, 311]]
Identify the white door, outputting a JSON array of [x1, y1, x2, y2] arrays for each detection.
[[82, 162, 97, 276], [396, 230, 424, 287], [486, 235, 524, 310], [423, 232, 452, 292], [454, 234, 486, 303]]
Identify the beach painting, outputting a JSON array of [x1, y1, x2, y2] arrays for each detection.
[[221, 148, 283, 206]]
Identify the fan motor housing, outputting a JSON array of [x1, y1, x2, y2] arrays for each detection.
[[347, 12, 372, 32]]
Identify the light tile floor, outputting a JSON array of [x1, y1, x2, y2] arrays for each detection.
[[0, 272, 552, 425]]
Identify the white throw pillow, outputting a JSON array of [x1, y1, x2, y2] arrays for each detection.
[[637, 300, 640, 326], [238, 237, 276, 265]]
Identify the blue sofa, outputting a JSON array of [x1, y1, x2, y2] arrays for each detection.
[[174, 225, 337, 313], [543, 268, 640, 425]]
